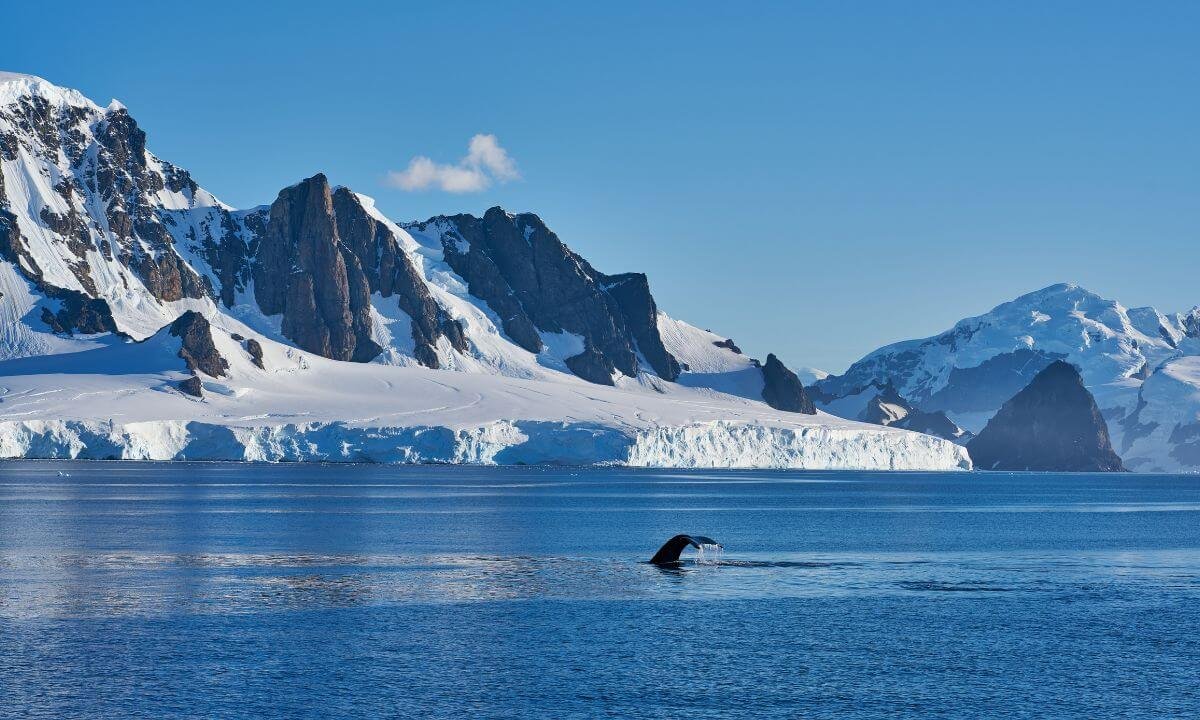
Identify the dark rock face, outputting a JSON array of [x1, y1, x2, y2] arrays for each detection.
[[37, 285, 120, 336], [563, 344, 617, 386], [601, 273, 680, 381], [178, 375, 203, 397], [0, 91, 211, 310], [894, 410, 972, 443], [3, 184, 122, 338], [424, 208, 680, 385], [967, 361, 1125, 471], [1182, 310, 1200, 339], [431, 213, 542, 354], [330, 188, 465, 367], [923, 349, 1063, 414], [249, 175, 474, 367], [858, 384, 969, 442], [81, 106, 208, 301], [245, 338, 265, 369], [252, 174, 381, 363], [858, 385, 911, 425], [713, 338, 742, 354], [760, 354, 816, 414], [189, 207, 262, 308], [169, 311, 228, 378]]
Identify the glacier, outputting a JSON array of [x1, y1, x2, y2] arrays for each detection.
[[0, 309, 969, 468]]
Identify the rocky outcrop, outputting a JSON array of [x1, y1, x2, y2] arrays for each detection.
[[967, 361, 1125, 471], [248, 176, 474, 367], [169, 311, 228, 378], [178, 375, 203, 397], [245, 338, 264, 369], [857, 384, 970, 442], [713, 338, 742, 354], [429, 212, 542, 354], [179, 207, 260, 308], [252, 174, 381, 363], [424, 208, 680, 385], [37, 285, 120, 336], [760, 354, 816, 414], [3, 186, 121, 338], [330, 188, 465, 367], [893, 410, 971, 442], [859, 385, 910, 425], [0, 82, 211, 314], [601, 272, 680, 381]]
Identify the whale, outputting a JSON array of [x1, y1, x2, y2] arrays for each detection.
[[649, 534, 721, 564]]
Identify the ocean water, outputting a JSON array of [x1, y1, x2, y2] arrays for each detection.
[[0, 462, 1197, 718]]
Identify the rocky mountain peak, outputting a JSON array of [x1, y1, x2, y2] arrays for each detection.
[[253, 173, 380, 363], [424, 207, 681, 385], [1181, 307, 1200, 339], [2, 74, 830, 423], [760, 354, 816, 414], [0, 73, 211, 330], [0, 72, 100, 111]]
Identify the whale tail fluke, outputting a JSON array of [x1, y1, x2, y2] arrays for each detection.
[[650, 534, 721, 564]]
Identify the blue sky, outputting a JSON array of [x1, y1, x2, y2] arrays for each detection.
[[9, 1, 1198, 372]]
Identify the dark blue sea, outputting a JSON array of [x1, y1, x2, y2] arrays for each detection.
[[1, 463, 1197, 718]]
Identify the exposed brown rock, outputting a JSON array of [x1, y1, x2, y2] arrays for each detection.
[[434, 215, 542, 354], [245, 338, 265, 369], [92, 108, 208, 302], [252, 174, 380, 362], [331, 188, 466, 367], [178, 375, 203, 397], [169, 311, 228, 378], [426, 208, 681, 385], [601, 272, 680, 381], [37, 285, 120, 336], [0, 93, 210, 306]]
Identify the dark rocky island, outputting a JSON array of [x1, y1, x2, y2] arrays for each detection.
[[967, 360, 1125, 471]]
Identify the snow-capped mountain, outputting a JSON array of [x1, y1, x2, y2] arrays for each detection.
[[811, 283, 1200, 472], [0, 72, 968, 469]]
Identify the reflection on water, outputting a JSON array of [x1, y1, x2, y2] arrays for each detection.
[[3, 547, 1198, 619], [1, 462, 1199, 718]]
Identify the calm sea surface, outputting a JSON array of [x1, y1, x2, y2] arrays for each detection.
[[0, 462, 1197, 718]]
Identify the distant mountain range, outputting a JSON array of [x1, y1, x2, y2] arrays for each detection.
[[0, 72, 967, 469], [811, 283, 1200, 472]]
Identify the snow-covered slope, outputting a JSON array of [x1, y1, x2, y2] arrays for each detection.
[[0, 315, 969, 468], [0, 72, 968, 469], [0, 73, 220, 347], [812, 283, 1200, 472]]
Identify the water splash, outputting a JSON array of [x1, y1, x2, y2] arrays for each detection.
[[694, 543, 724, 565]]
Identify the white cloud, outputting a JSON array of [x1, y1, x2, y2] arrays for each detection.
[[387, 134, 520, 193]]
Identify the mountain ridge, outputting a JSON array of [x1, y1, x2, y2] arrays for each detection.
[[0, 72, 973, 469]]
